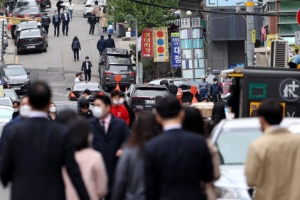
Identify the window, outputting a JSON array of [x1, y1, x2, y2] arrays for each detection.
[[0, 99, 12, 107], [73, 84, 99, 90], [16, 1, 37, 7], [108, 65, 129, 72], [279, 24, 300, 35], [0, 108, 13, 119], [20, 30, 41, 38], [280, 1, 300, 12], [4, 91, 18, 101], [134, 88, 169, 97], [3, 67, 27, 76]]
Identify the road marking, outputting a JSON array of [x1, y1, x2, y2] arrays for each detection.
[[15, 56, 18, 63]]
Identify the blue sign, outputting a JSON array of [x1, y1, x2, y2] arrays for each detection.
[[171, 34, 181, 68]]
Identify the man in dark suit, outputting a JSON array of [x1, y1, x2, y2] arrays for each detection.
[[52, 10, 61, 37], [90, 95, 130, 200], [145, 96, 214, 200], [0, 81, 90, 200], [168, 80, 178, 96], [160, 78, 169, 88], [97, 35, 106, 55], [61, 9, 70, 36], [105, 34, 115, 48], [81, 56, 92, 81]]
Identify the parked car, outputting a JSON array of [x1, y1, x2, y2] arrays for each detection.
[[0, 105, 14, 137], [148, 77, 190, 86], [54, 101, 93, 114], [13, 6, 42, 19], [16, 28, 48, 54], [127, 85, 170, 111], [211, 117, 300, 200], [67, 82, 105, 103], [14, 21, 42, 41], [83, 0, 106, 17], [14, 0, 38, 8], [1, 64, 31, 95], [3, 89, 19, 101], [0, 97, 13, 107], [44, 0, 51, 8]]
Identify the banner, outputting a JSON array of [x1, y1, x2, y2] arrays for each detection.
[[141, 29, 152, 57], [153, 27, 169, 62], [171, 32, 181, 68]]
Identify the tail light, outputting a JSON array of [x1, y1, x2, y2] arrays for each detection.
[[70, 92, 76, 98], [35, 14, 41, 17], [37, 37, 44, 41], [17, 14, 23, 18], [18, 39, 25, 43], [99, 92, 103, 95], [85, 4, 91, 7], [105, 72, 113, 76], [129, 72, 135, 76]]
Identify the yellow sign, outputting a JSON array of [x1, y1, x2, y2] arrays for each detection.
[[153, 27, 169, 62], [252, 30, 256, 43], [267, 34, 278, 48], [249, 102, 285, 117]]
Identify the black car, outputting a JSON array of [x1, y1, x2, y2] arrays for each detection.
[[16, 28, 48, 54], [127, 85, 170, 111], [0, 64, 31, 95], [14, 21, 41, 42], [67, 82, 105, 103], [54, 101, 93, 114], [13, 6, 42, 19]]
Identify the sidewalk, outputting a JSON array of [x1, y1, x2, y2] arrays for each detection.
[[112, 34, 135, 50]]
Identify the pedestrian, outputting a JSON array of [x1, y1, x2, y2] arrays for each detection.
[[63, 116, 107, 200], [77, 89, 91, 113], [75, 72, 83, 82], [245, 99, 300, 200], [134, 106, 143, 120], [56, 110, 77, 125], [119, 91, 135, 127], [226, 85, 239, 118], [90, 94, 130, 200], [201, 97, 210, 102], [100, 7, 108, 32], [250, 109, 258, 117], [105, 34, 115, 48], [72, 36, 81, 62], [87, 11, 97, 35], [0, 81, 90, 200], [67, 0, 74, 21], [41, 12, 51, 34], [159, 78, 169, 88], [12, 101, 20, 119], [56, 0, 63, 15], [81, 56, 92, 81], [210, 78, 222, 103], [182, 106, 220, 200], [61, 8, 70, 36], [48, 102, 57, 121], [92, 1, 101, 35], [110, 90, 130, 125], [52, 10, 61, 37], [198, 75, 210, 99], [79, 99, 93, 118], [168, 80, 178, 96], [112, 112, 162, 200], [97, 35, 106, 55], [144, 96, 214, 200], [206, 102, 226, 135]]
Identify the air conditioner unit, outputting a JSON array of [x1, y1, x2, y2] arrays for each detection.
[[270, 40, 288, 68]]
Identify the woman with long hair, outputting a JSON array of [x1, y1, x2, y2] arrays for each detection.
[[207, 102, 226, 135], [100, 7, 108, 32], [112, 112, 162, 200], [48, 102, 57, 121], [71, 36, 81, 62], [183, 107, 220, 200]]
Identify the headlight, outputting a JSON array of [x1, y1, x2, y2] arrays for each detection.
[[217, 187, 238, 199]]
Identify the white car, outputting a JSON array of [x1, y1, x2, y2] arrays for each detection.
[[83, 0, 106, 17], [0, 105, 14, 137]]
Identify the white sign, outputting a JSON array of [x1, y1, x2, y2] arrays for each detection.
[[181, 18, 190, 28], [279, 79, 300, 101], [137, 36, 141, 52], [295, 31, 300, 46]]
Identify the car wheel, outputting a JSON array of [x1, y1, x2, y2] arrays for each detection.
[[83, 13, 86, 18], [17, 50, 21, 55], [43, 47, 47, 52], [46, 43, 48, 47]]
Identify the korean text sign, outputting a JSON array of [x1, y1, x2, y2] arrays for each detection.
[[141, 28, 153, 57], [153, 27, 169, 62], [171, 32, 181, 68]]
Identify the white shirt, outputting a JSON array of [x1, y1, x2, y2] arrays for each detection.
[[86, 61, 89, 70], [163, 124, 182, 131], [64, 13, 67, 20], [29, 111, 49, 119], [74, 77, 80, 82], [67, 3, 74, 10]]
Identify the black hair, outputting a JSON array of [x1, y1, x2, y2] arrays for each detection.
[[211, 103, 226, 125], [169, 80, 174, 83], [83, 89, 91, 95], [101, 35, 104, 39], [296, 49, 299, 54], [85, 56, 89, 59], [28, 81, 51, 109], [155, 96, 182, 119], [110, 90, 120, 98], [213, 78, 218, 81], [94, 94, 111, 106], [108, 34, 111, 38], [56, 110, 77, 125], [73, 36, 78, 41], [102, 7, 106, 13], [80, 99, 90, 109], [183, 107, 205, 136], [69, 117, 91, 151], [258, 99, 283, 125], [95, 1, 98, 4], [13, 101, 20, 106]]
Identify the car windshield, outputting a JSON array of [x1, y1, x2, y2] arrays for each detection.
[[73, 84, 99, 90], [16, 1, 37, 7], [216, 128, 262, 165], [18, 22, 37, 29], [108, 56, 131, 65], [134, 88, 169, 97], [2, 67, 27, 76], [109, 65, 129, 72], [4, 91, 18, 101], [20, 30, 41, 37], [0, 99, 12, 107], [0, 108, 13, 119]]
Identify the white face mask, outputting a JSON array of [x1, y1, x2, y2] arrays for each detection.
[[119, 98, 125, 104], [112, 99, 119, 105], [49, 106, 57, 113], [20, 105, 31, 118], [13, 108, 19, 112], [214, 81, 218, 84], [93, 106, 104, 118], [86, 95, 91, 99]]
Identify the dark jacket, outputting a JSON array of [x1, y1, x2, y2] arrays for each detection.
[[168, 84, 178, 96], [210, 82, 222, 96], [79, 110, 93, 118], [52, 14, 61, 24], [0, 118, 90, 200], [12, 111, 19, 119], [144, 128, 213, 200], [41, 15, 51, 26], [97, 38, 106, 52], [72, 40, 81, 50], [87, 14, 97, 25], [105, 38, 115, 48], [90, 115, 130, 190], [81, 61, 92, 72], [61, 12, 70, 24], [124, 101, 135, 127], [160, 79, 169, 88], [56, 1, 63, 8]]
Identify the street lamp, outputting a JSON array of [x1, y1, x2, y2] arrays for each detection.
[[186, 10, 192, 16]]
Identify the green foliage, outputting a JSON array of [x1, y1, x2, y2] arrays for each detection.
[[108, 0, 178, 32]]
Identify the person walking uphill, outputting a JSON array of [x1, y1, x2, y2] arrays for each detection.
[[67, 0, 75, 21], [100, 7, 108, 32], [97, 35, 106, 55], [199, 75, 210, 99], [92, 1, 101, 36], [81, 56, 92, 81], [52, 10, 61, 37], [210, 78, 222, 103], [41, 12, 51, 34], [87, 11, 97, 35], [72, 36, 81, 62], [56, 0, 63, 15], [61, 9, 70, 36], [105, 34, 115, 48]]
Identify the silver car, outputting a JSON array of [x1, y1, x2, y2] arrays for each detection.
[[211, 117, 300, 199], [0, 105, 14, 137]]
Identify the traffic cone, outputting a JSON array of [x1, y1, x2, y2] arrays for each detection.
[[191, 94, 198, 104], [115, 82, 121, 91]]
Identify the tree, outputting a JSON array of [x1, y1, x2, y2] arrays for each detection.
[[108, 0, 179, 32]]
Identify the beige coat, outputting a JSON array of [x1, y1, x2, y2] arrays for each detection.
[[63, 148, 107, 200], [100, 12, 108, 27], [245, 127, 300, 200], [92, 5, 101, 17]]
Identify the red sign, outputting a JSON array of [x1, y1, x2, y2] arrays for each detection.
[[297, 10, 300, 26], [141, 28, 153, 58]]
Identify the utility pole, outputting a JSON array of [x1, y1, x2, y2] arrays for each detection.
[[246, 0, 255, 67]]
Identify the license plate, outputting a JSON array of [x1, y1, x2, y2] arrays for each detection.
[[121, 75, 127, 78], [12, 87, 21, 90], [27, 46, 35, 49]]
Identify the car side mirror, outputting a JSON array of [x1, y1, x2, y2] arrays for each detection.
[[66, 88, 71, 91]]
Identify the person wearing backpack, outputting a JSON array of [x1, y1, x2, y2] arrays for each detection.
[[72, 36, 81, 62], [168, 80, 178, 96]]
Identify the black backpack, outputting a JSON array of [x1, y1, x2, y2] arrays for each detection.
[[72, 40, 79, 49]]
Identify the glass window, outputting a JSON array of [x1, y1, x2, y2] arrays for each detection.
[[280, 1, 300, 11], [108, 56, 132, 65], [0, 99, 12, 107], [108, 65, 129, 72], [269, 2, 275, 11], [73, 84, 99, 90], [3, 67, 27, 76], [134, 88, 169, 97], [20, 30, 41, 37], [0, 108, 13, 119], [279, 24, 300, 35], [279, 16, 296, 23], [18, 22, 37, 29], [4, 91, 18, 101], [216, 128, 262, 165], [16, 1, 37, 7]]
